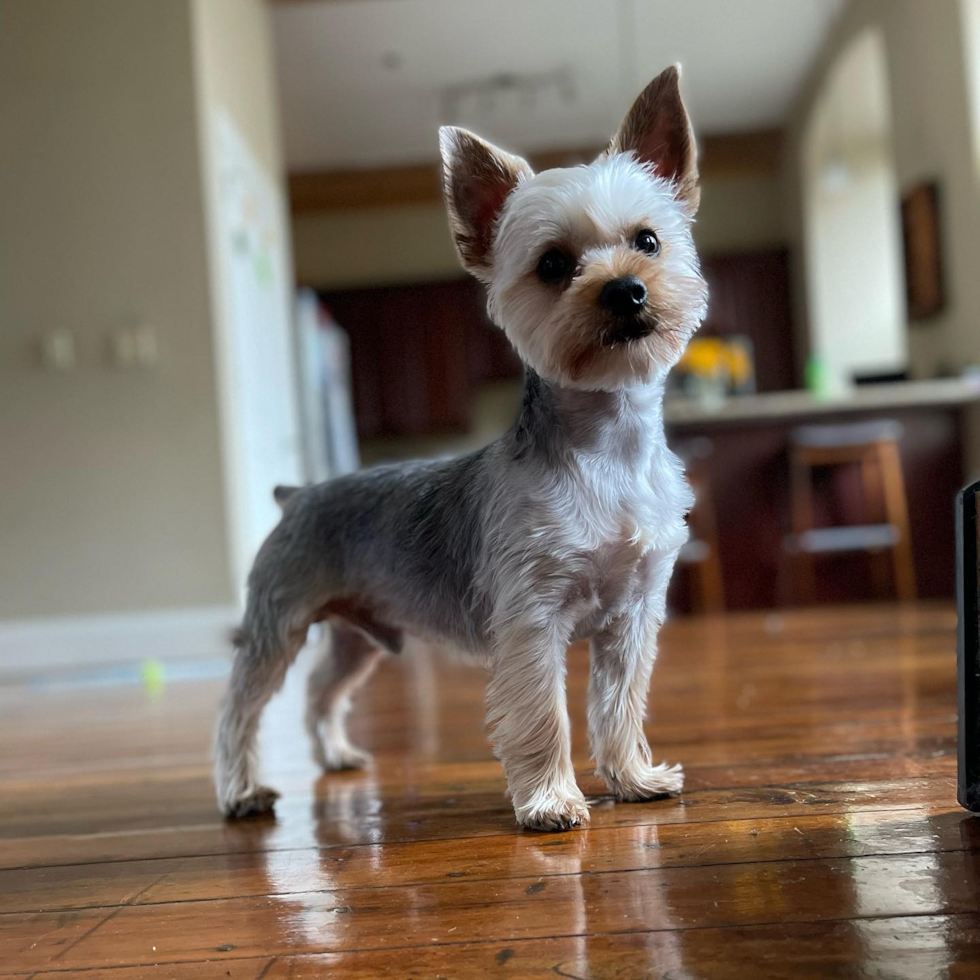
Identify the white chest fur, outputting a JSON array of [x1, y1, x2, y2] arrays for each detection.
[[485, 381, 692, 641], [541, 389, 693, 637], [558, 457, 691, 638]]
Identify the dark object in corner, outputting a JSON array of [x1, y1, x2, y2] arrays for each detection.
[[902, 181, 945, 321], [958, 480, 980, 812], [853, 371, 908, 386]]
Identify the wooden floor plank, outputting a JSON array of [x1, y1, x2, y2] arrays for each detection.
[[5, 849, 980, 972], [0, 767, 957, 872], [2, 805, 974, 914], [3, 916, 979, 980], [1, 603, 976, 977]]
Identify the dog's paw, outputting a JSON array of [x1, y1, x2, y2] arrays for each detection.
[[516, 794, 591, 833], [605, 761, 684, 802], [313, 739, 372, 773], [222, 785, 280, 819]]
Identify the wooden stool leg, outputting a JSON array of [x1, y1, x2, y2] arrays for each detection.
[[877, 440, 917, 603], [699, 555, 725, 615], [790, 449, 816, 605], [860, 449, 891, 599], [689, 485, 725, 615]]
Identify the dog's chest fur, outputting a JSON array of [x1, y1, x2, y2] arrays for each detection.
[[502, 376, 693, 638], [559, 449, 689, 637]]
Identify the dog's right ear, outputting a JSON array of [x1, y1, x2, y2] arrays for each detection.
[[439, 127, 533, 280]]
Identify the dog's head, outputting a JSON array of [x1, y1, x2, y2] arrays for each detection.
[[440, 65, 707, 391]]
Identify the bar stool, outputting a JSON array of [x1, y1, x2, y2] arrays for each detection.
[[676, 437, 725, 614], [788, 419, 916, 604]]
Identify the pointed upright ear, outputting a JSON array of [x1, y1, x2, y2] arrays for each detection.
[[439, 126, 533, 278], [607, 64, 699, 214]]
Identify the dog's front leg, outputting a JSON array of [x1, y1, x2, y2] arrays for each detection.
[[486, 621, 589, 831], [588, 584, 684, 802]]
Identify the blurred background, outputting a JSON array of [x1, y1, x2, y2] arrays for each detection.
[[2, 0, 980, 674]]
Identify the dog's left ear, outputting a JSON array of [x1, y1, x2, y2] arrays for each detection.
[[607, 64, 699, 215], [439, 127, 533, 280]]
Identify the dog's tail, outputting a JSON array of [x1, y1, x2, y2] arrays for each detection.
[[225, 484, 304, 649], [273, 484, 301, 508]]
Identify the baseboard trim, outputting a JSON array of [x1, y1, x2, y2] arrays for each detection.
[[0, 606, 240, 677]]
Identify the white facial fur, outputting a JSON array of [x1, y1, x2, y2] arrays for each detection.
[[487, 152, 707, 391]]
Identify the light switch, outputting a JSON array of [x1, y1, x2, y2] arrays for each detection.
[[110, 328, 137, 368], [110, 324, 158, 369], [41, 330, 74, 371], [132, 324, 158, 367]]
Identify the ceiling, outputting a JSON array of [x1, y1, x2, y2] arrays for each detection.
[[272, 0, 845, 172]]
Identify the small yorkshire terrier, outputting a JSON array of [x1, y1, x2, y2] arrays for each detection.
[[215, 65, 707, 831]]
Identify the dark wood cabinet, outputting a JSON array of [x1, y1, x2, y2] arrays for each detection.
[[321, 278, 519, 440], [699, 249, 796, 391], [322, 247, 795, 439]]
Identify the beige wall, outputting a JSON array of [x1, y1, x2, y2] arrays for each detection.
[[964, 0, 980, 168], [0, 0, 231, 619], [695, 174, 788, 256], [785, 0, 980, 380], [0, 0, 292, 620], [294, 203, 461, 289], [192, 0, 284, 181], [292, 172, 787, 290]]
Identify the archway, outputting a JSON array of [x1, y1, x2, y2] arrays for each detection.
[[801, 26, 906, 388]]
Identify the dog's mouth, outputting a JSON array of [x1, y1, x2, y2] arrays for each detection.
[[604, 315, 655, 346], [565, 312, 676, 382]]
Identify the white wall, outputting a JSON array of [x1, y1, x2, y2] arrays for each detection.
[[801, 28, 907, 385], [805, 161, 906, 381]]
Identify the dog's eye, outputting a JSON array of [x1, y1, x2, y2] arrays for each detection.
[[634, 229, 660, 255], [536, 249, 574, 284]]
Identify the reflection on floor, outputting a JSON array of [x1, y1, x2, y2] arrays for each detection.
[[1, 603, 978, 978]]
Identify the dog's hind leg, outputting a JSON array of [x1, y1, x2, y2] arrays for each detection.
[[214, 619, 306, 818], [306, 625, 383, 772]]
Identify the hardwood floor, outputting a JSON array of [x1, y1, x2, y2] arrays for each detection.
[[1, 603, 976, 978]]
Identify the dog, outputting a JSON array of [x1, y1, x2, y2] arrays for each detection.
[[214, 64, 707, 831]]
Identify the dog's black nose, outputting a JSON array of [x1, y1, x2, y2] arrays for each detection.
[[599, 275, 647, 317]]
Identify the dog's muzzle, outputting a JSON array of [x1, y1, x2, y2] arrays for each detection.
[[599, 275, 647, 317], [599, 275, 654, 343], [600, 275, 653, 343]]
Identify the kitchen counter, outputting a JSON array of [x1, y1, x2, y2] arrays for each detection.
[[665, 377, 980, 427], [663, 377, 976, 612]]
